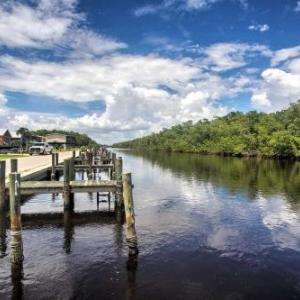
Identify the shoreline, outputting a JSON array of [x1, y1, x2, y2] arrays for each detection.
[[112, 147, 300, 161]]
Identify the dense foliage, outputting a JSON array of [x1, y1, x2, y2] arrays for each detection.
[[30, 129, 98, 147], [114, 101, 300, 159]]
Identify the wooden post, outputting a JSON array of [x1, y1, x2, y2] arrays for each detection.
[[55, 153, 59, 166], [51, 153, 56, 180], [93, 154, 97, 179], [112, 153, 116, 180], [63, 159, 73, 211], [115, 157, 123, 209], [63, 210, 74, 254], [72, 150, 76, 159], [88, 151, 93, 179], [11, 261, 24, 300], [9, 173, 23, 264], [69, 157, 75, 181], [96, 192, 100, 211], [0, 207, 7, 257], [69, 158, 75, 202], [0, 161, 5, 212], [10, 159, 18, 173], [108, 192, 111, 208], [123, 173, 138, 256]]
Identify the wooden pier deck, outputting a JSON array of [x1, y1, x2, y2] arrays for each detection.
[[0, 148, 138, 270], [4, 151, 74, 182]]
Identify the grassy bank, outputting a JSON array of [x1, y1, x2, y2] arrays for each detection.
[[0, 154, 29, 160]]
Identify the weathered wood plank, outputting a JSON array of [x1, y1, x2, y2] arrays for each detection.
[[70, 180, 117, 193], [0, 161, 5, 211], [20, 181, 64, 195], [13, 180, 117, 195], [9, 173, 23, 264], [115, 157, 123, 208], [123, 173, 138, 256]]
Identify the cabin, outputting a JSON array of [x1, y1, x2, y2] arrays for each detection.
[[0, 129, 12, 146], [45, 133, 76, 149]]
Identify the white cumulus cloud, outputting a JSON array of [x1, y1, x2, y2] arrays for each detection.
[[0, 0, 126, 55], [200, 43, 272, 72], [251, 63, 300, 111], [0, 51, 252, 142], [271, 45, 300, 66]]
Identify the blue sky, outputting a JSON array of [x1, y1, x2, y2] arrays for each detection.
[[0, 0, 299, 143]]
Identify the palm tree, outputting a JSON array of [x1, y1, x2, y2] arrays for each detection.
[[16, 127, 31, 151]]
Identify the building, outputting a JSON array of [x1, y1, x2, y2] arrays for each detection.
[[0, 129, 12, 146], [45, 133, 76, 149], [30, 135, 45, 143], [11, 136, 21, 146]]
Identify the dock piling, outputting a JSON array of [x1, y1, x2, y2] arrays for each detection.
[[69, 157, 75, 181], [123, 173, 138, 256], [63, 159, 73, 211], [9, 173, 23, 264], [0, 161, 5, 212], [10, 159, 18, 173], [112, 153, 116, 180], [69, 157, 75, 202], [55, 153, 59, 166], [63, 210, 74, 254], [0, 209, 7, 257], [115, 157, 123, 209], [51, 153, 56, 180], [88, 151, 93, 180]]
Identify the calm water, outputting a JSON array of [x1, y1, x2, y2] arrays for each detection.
[[1, 150, 300, 299]]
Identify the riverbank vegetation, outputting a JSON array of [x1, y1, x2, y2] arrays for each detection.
[[113, 101, 300, 159]]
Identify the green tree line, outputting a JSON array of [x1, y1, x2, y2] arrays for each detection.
[[113, 100, 300, 159]]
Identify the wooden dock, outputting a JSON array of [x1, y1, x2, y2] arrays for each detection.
[[15, 179, 117, 195], [0, 148, 138, 271]]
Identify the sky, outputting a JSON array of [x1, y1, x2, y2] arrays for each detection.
[[0, 0, 299, 144]]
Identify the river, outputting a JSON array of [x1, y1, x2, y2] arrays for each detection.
[[1, 150, 300, 299]]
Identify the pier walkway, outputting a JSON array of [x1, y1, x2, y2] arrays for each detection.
[[4, 151, 73, 180]]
